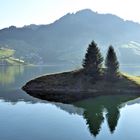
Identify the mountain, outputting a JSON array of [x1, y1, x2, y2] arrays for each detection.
[[0, 9, 140, 66]]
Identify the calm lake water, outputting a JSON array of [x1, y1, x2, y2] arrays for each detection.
[[0, 65, 140, 140]]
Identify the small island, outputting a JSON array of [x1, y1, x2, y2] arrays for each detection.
[[22, 41, 140, 103]]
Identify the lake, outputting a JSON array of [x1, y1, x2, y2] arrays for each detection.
[[0, 65, 140, 140]]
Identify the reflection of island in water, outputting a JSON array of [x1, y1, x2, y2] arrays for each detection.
[[74, 95, 139, 137], [0, 66, 24, 85], [23, 91, 140, 137]]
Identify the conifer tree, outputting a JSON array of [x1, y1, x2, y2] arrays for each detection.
[[105, 46, 119, 80], [82, 41, 103, 78]]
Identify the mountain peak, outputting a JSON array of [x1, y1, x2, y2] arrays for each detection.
[[75, 9, 98, 16], [76, 9, 95, 14]]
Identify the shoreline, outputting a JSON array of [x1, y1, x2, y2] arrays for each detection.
[[23, 88, 140, 103]]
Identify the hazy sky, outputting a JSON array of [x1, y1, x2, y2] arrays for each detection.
[[0, 0, 140, 29]]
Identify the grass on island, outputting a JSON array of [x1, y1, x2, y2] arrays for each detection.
[[29, 69, 140, 92], [122, 73, 140, 85]]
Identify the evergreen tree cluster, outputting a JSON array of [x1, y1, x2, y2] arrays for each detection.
[[82, 41, 119, 81]]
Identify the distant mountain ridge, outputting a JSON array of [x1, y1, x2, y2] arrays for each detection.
[[0, 9, 140, 66]]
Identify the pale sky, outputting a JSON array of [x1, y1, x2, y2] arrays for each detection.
[[0, 0, 140, 29]]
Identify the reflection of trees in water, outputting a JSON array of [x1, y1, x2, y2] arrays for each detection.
[[0, 66, 24, 85], [105, 97, 121, 133], [80, 99, 104, 136], [106, 107, 120, 133], [74, 95, 139, 137], [84, 107, 104, 136]]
